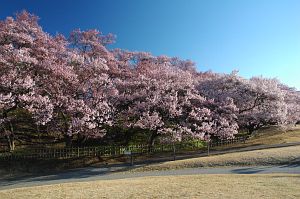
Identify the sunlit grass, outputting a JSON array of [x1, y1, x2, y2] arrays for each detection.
[[1, 174, 299, 199]]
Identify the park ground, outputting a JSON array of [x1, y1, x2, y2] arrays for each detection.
[[0, 126, 299, 198], [0, 174, 299, 199]]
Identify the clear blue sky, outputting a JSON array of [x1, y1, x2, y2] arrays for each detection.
[[1, 0, 300, 89]]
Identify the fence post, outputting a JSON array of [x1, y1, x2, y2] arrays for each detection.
[[207, 140, 210, 156], [77, 147, 80, 157], [130, 153, 133, 166], [172, 142, 176, 161]]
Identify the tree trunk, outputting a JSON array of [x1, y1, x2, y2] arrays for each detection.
[[61, 112, 73, 147], [64, 135, 73, 147], [8, 122, 15, 151], [76, 134, 87, 146], [124, 127, 134, 145], [247, 124, 262, 137], [6, 134, 15, 152], [2, 111, 15, 151], [172, 142, 176, 161], [148, 131, 158, 153], [247, 125, 256, 135]]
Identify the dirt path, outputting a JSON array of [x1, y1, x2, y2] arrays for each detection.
[[0, 164, 299, 190]]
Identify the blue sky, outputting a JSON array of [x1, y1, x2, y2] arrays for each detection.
[[1, 0, 300, 89]]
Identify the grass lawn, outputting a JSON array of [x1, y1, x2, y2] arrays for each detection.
[[246, 127, 300, 144], [211, 126, 300, 151], [0, 174, 299, 199], [131, 145, 300, 172]]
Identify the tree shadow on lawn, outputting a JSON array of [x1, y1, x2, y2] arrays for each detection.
[[0, 153, 180, 189], [278, 158, 300, 168], [0, 161, 149, 189], [0, 170, 103, 188], [231, 167, 266, 174], [231, 161, 300, 174]]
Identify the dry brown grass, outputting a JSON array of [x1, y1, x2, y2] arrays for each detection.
[[247, 127, 300, 145], [213, 127, 300, 151], [132, 145, 300, 172], [0, 174, 299, 199]]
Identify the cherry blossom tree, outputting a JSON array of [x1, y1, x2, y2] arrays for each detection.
[[0, 11, 114, 149], [66, 29, 119, 145], [1, 11, 298, 151], [279, 84, 300, 125], [197, 71, 287, 133], [0, 11, 64, 150], [112, 53, 239, 148]]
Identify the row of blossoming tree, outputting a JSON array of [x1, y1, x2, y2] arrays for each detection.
[[1, 12, 300, 151]]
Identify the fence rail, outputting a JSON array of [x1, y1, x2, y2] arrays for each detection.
[[0, 143, 201, 160], [209, 136, 249, 147], [0, 136, 249, 160], [0, 146, 9, 153]]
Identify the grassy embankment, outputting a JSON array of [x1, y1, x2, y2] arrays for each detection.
[[0, 174, 299, 199], [1, 126, 299, 176], [129, 127, 300, 171], [214, 125, 300, 150], [131, 145, 300, 172]]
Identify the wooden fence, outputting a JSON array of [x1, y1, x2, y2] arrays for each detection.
[[0, 136, 249, 160], [0, 145, 8, 153], [0, 142, 202, 160], [209, 136, 249, 147]]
